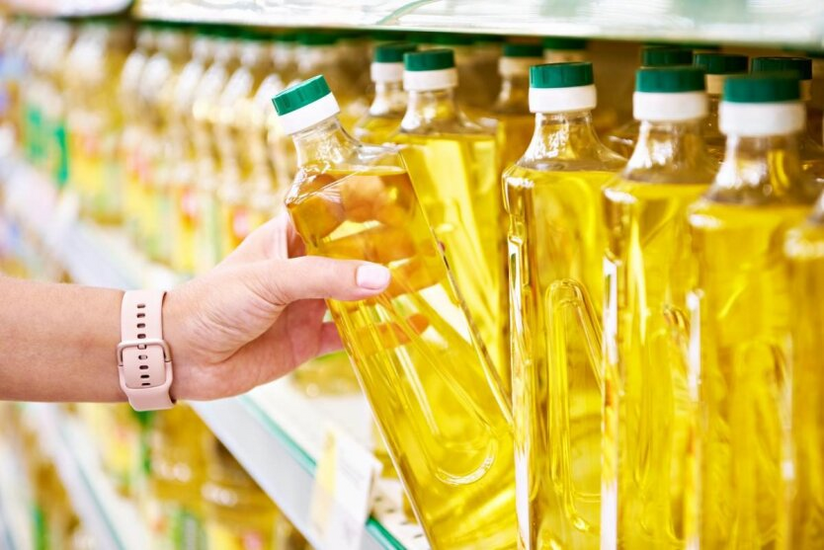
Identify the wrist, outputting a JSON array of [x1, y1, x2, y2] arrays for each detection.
[[162, 288, 195, 402]]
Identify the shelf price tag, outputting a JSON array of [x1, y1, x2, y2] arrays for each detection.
[[309, 425, 382, 550]]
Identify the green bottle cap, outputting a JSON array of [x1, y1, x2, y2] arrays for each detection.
[[432, 33, 475, 47], [374, 42, 417, 63], [530, 62, 594, 88], [404, 49, 455, 71], [752, 56, 813, 80], [297, 32, 338, 46], [636, 66, 706, 93], [272, 75, 331, 116], [723, 72, 801, 103], [641, 46, 694, 67], [543, 37, 588, 50], [474, 34, 505, 44], [694, 53, 748, 74], [503, 42, 544, 58]]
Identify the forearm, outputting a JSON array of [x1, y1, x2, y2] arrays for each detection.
[[0, 276, 125, 402]]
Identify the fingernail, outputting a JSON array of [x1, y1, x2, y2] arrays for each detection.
[[356, 264, 391, 290]]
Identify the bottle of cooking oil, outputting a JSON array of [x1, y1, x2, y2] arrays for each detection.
[[687, 72, 820, 549], [431, 33, 500, 117], [352, 42, 417, 144], [752, 56, 824, 188], [392, 48, 509, 391], [273, 75, 516, 550], [504, 61, 624, 549], [602, 65, 715, 549], [145, 405, 208, 549], [783, 192, 824, 549], [202, 437, 279, 549], [810, 51, 824, 144], [542, 37, 588, 63], [192, 27, 241, 274], [215, 29, 276, 260], [489, 42, 543, 170], [119, 26, 156, 245], [605, 46, 694, 157], [693, 52, 748, 162], [166, 29, 212, 277]]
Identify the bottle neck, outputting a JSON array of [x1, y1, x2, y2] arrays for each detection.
[[712, 133, 808, 201], [524, 110, 602, 159], [627, 119, 710, 173], [495, 73, 530, 111], [369, 80, 406, 116], [401, 86, 461, 128], [291, 116, 357, 168]]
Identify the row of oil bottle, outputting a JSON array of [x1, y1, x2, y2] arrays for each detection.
[[5, 15, 824, 550], [0, 401, 313, 550]]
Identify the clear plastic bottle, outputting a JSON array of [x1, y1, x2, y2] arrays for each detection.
[[542, 37, 588, 64], [353, 42, 417, 145], [192, 27, 241, 274], [752, 56, 824, 188], [145, 405, 209, 549], [431, 33, 500, 117], [274, 75, 517, 550], [605, 46, 694, 157], [693, 52, 748, 163], [391, 48, 509, 392], [202, 438, 279, 549], [504, 62, 625, 549], [488, 42, 543, 171], [119, 26, 156, 245], [687, 73, 820, 549], [602, 66, 716, 549], [784, 192, 824, 549]]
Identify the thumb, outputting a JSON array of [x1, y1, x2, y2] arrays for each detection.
[[249, 256, 391, 305]]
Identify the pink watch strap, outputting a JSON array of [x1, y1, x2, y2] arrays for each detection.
[[117, 290, 174, 411]]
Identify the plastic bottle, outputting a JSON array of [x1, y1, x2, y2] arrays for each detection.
[[353, 42, 417, 145], [192, 27, 241, 274], [273, 75, 516, 550], [752, 56, 824, 188], [431, 33, 500, 116], [504, 62, 624, 549], [687, 73, 820, 549], [489, 42, 543, 170], [602, 66, 715, 549], [605, 47, 694, 157], [215, 29, 277, 260], [543, 37, 588, 63], [145, 406, 209, 549], [392, 48, 509, 391], [119, 27, 156, 245], [693, 52, 748, 163], [809, 51, 824, 144], [202, 438, 279, 549], [784, 191, 824, 549]]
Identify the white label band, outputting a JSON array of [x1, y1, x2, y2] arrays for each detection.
[[403, 68, 458, 91], [719, 101, 805, 137], [371, 62, 404, 83], [278, 93, 341, 135], [633, 91, 708, 122], [529, 84, 597, 113]]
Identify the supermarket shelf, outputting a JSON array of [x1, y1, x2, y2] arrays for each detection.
[[134, 0, 824, 48], [23, 403, 148, 550], [2, 0, 132, 17], [0, 155, 427, 550]]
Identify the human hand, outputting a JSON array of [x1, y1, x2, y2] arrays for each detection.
[[163, 214, 391, 401]]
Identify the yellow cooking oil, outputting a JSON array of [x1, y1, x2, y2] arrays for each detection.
[[601, 66, 715, 549], [275, 76, 517, 550], [693, 53, 748, 163], [192, 28, 241, 273], [352, 42, 416, 145], [393, 48, 509, 392], [488, 43, 541, 171], [783, 196, 824, 549], [687, 73, 820, 549], [203, 438, 279, 550], [604, 47, 694, 158], [504, 62, 624, 549]]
